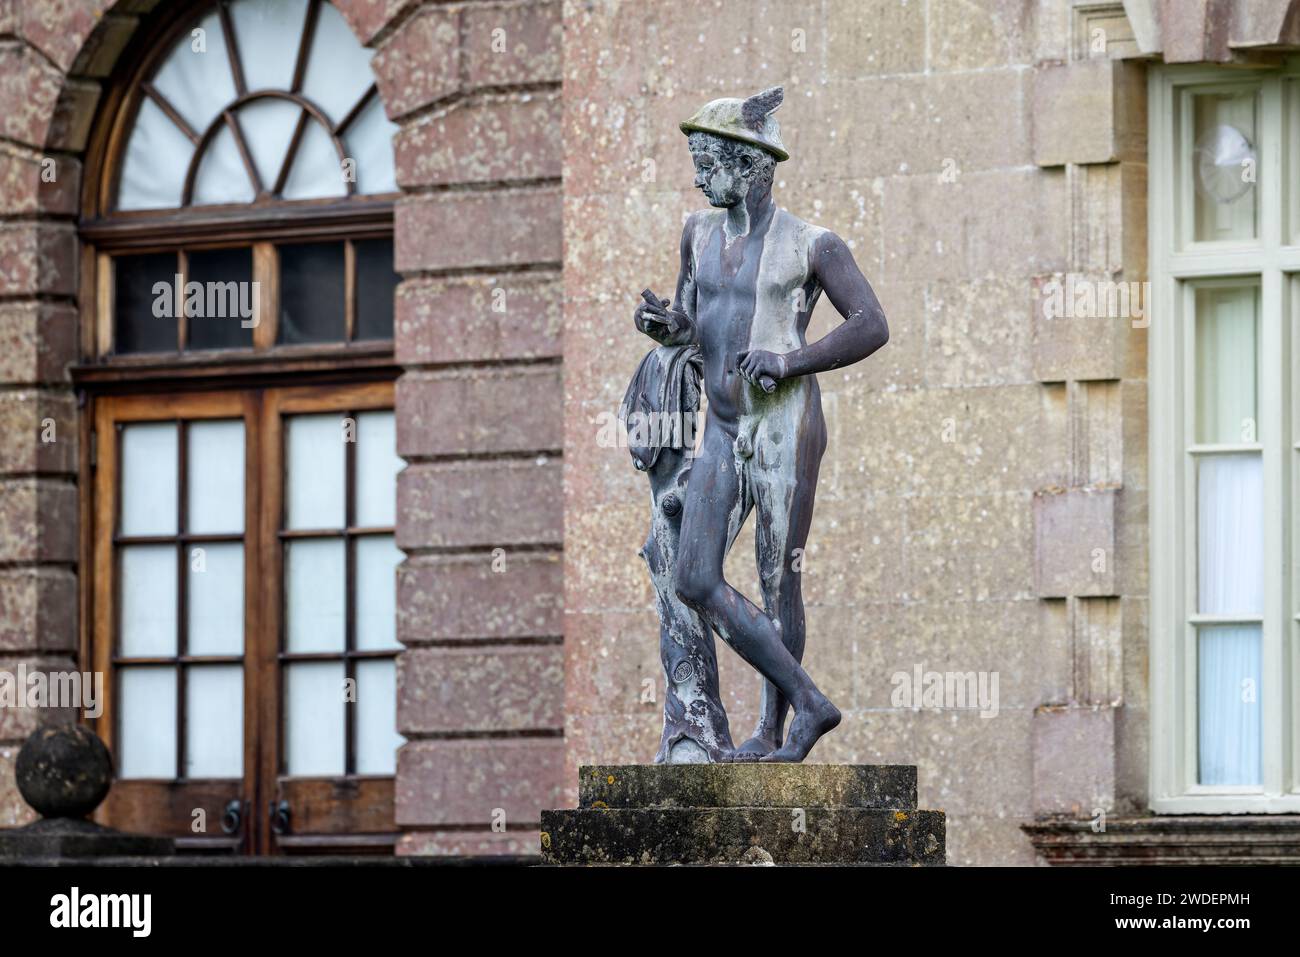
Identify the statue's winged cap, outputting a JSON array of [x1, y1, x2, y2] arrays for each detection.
[[680, 86, 789, 162]]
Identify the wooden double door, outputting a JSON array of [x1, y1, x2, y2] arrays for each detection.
[[88, 380, 403, 855]]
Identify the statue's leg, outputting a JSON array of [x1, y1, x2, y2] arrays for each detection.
[[742, 408, 827, 755], [675, 420, 837, 762]]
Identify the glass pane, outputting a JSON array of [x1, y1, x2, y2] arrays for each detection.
[[1197, 455, 1264, 616], [192, 121, 256, 206], [1195, 285, 1257, 444], [285, 661, 345, 775], [301, 0, 374, 125], [118, 667, 177, 778], [355, 410, 399, 527], [281, 118, 347, 200], [278, 242, 345, 344], [1197, 624, 1262, 786], [285, 538, 345, 652], [121, 422, 178, 535], [151, 9, 236, 136], [186, 248, 255, 351], [355, 658, 400, 774], [355, 535, 401, 651], [187, 419, 245, 534], [1191, 89, 1258, 243], [228, 0, 309, 92], [286, 413, 345, 529], [235, 98, 301, 194], [115, 253, 179, 354], [346, 95, 398, 196], [187, 543, 244, 656], [120, 545, 178, 657], [185, 665, 243, 778], [354, 239, 399, 341], [117, 97, 196, 211]]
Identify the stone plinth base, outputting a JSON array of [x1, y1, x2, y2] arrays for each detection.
[[541, 765, 945, 866], [0, 818, 175, 860]]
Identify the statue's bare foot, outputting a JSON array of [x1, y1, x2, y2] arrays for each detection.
[[730, 732, 779, 761], [759, 697, 840, 763]]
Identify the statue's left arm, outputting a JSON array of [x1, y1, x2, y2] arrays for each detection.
[[738, 230, 888, 385]]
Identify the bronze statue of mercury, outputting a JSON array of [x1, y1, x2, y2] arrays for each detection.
[[631, 86, 890, 762]]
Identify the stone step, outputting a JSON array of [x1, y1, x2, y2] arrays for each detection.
[[578, 764, 917, 810], [541, 806, 945, 866]]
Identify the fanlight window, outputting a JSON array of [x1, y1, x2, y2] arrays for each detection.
[[93, 0, 401, 357], [117, 0, 397, 210]]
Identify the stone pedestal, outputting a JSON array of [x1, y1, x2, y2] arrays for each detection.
[[0, 724, 175, 861], [0, 818, 174, 860], [541, 765, 945, 865]]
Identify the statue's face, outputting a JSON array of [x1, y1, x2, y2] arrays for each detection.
[[690, 138, 751, 208]]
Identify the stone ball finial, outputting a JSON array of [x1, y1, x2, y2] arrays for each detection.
[[15, 724, 113, 820]]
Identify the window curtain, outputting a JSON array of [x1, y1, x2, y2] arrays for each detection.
[[1196, 453, 1263, 785]]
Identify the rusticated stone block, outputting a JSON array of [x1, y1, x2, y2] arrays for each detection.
[[396, 738, 565, 827], [579, 764, 917, 810], [398, 644, 564, 734], [1034, 486, 1117, 597], [395, 187, 561, 273], [396, 457, 562, 550], [0, 42, 64, 149], [0, 478, 77, 564], [8, 0, 117, 74], [1032, 274, 1144, 383], [396, 365, 562, 458], [370, 6, 459, 120], [395, 92, 561, 188], [0, 389, 77, 475], [0, 301, 76, 385], [0, 567, 77, 653], [462, 0, 561, 88], [0, 655, 80, 741], [1031, 705, 1116, 817], [1032, 59, 1145, 167], [333, 0, 414, 47], [0, 144, 80, 217], [0, 225, 77, 298], [397, 551, 561, 642], [395, 273, 561, 365], [541, 806, 945, 866]]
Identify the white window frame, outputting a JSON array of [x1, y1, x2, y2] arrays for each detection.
[[1149, 60, 1298, 812]]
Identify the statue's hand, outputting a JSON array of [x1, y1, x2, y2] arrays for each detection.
[[737, 350, 786, 394], [634, 295, 688, 344]]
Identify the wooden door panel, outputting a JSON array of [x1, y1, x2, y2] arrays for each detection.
[[91, 392, 260, 853], [90, 384, 398, 856], [258, 382, 398, 855]]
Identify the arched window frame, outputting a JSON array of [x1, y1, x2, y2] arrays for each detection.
[[77, 0, 401, 378], [74, 0, 406, 855]]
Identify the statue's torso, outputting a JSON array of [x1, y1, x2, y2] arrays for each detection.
[[689, 206, 826, 426]]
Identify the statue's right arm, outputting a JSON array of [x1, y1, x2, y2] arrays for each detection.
[[634, 215, 698, 347]]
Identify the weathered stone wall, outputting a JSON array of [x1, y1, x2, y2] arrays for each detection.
[[561, 0, 1150, 864], [0, 0, 121, 826], [385, 0, 566, 857]]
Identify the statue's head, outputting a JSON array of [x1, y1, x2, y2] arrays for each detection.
[[680, 86, 787, 207]]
